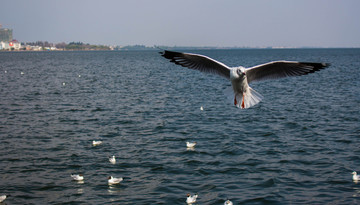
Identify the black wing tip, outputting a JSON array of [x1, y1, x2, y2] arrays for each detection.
[[159, 50, 186, 67], [158, 50, 165, 56], [297, 62, 330, 75], [159, 50, 184, 60], [323, 62, 331, 67], [300, 62, 330, 70], [317, 62, 331, 68], [299, 62, 330, 68], [158, 49, 169, 56]]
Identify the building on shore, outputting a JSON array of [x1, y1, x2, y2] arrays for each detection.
[[9, 40, 21, 50], [0, 41, 10, 50], [0, 24, 13, 42], [0, 24, 16, 50], [0, 40, 21, 51]]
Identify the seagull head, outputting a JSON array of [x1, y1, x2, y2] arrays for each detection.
[[225, 199, 232, 204], [353, 171, 357, 175], [236, 67, 246, 76], [231, 67, 246, 79]]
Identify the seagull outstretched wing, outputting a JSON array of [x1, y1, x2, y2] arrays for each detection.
[[160, 50, 231, 79], [245, 61, 330, 83]]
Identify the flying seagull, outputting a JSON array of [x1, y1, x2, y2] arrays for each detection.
[[160, 50, 330, 109]]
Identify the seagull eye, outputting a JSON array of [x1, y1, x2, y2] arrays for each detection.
[[237, 69, 244, 76]]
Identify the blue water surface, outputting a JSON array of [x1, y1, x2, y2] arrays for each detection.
[[0, 49, 359, 204]]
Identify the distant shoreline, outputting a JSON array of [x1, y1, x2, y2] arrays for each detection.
[[1, 46, 359, 52]]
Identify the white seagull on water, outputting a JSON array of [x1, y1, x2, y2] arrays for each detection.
[[109, 155, 116, 164], [186, 141, 197, 148], [224, 199, 233, 205], [92, 140, 103, 146], [186, 193, 198, 204], [108, 176, 123, 185], [352, 171, 360, 181], [71, 174, 84, 181], [160, 50, 330, 109], [0, 195, 10, 203]]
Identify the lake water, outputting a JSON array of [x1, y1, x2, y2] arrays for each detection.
[[0, 49, 359, 204]]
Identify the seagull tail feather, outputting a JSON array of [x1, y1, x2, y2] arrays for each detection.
[[234, 87, 263, 109]]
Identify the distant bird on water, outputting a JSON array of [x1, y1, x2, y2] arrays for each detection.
[[92, 140, 103, 146], [109, 155, 116, 164], [224, 199, 233, 205], [0, 194, 10, 203], [186, 193, 198, 204], [352, 171, 360, 181], [71, 174, 84, 181], [160, 50, 330, 109], [186, 141, 197, 148], [108, 176, 123, 185]]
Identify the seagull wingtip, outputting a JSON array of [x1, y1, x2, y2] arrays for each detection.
[[323, 62, 331, 67]]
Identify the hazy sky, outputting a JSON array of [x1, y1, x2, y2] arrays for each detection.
[[1, 0, 359, 47]]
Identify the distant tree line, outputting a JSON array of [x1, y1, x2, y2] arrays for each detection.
[[118, 45, 155, 50], [25, 41, 55, 47], [23, 41, 111, 50], [65, 42, 111, 50]]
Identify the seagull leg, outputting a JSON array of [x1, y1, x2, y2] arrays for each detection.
[[241, 93, 245, 109], [234, 95, 237, 106]]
